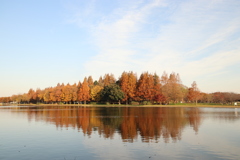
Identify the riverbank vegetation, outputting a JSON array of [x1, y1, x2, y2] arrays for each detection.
[[1, 71, 240, 105]]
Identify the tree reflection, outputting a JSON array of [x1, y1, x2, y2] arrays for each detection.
[[12, 106, 239, 143]]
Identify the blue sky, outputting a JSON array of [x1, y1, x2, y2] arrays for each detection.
[[1, 0, 240, 97]]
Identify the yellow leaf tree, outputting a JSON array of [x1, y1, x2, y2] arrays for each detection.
[[90, 85, 103, 102]]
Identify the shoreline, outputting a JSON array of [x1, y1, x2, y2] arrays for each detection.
[[1, 103, 240, 108]]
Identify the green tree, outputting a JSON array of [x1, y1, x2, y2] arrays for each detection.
[[100, 84, 125, 104]]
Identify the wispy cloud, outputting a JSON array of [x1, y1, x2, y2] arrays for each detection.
[[142, 0, 240, 71], [82, 0, 166, 77], [64, 0, 97, 28], [69, 0, 240, 91]]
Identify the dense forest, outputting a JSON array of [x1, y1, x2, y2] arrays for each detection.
[[0, 71, 240, 105]]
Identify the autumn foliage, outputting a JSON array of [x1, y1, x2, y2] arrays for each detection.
[[1, 71, 239, 105]]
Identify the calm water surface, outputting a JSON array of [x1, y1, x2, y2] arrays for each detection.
[[0, 106, 240, 160]]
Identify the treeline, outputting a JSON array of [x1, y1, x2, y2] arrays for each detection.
[[0, 71, 240, 105]]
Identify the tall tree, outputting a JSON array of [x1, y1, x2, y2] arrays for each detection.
[[187, 81, 201, 105], [49, 87, 56, 103], [135, 72, 154, 103], [43, 88, 50, 103], [71, 83, 78, 103], [62, 83, 71, 103], [119, 71, 128, 103], [60, 83, 65, 103], [128, 72, 137, 103], [77, 81, 82, 102], [152, 73, 163, 103], [55, 83, 62, 103], [119, 71, 137, 104], [167, 72, 183, 103], [78, 77, 90, 104], [161, 71, 169, 102], [35, 88, 43, 103], [27, 88, 35, 103], [146, 73, 155, 102]]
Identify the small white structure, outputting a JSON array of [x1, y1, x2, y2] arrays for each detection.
[[234, 102, 237, 106]]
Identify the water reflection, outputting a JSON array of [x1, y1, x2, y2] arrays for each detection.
[[1, 106, 240, 160], [4, 106, 240, 144], [3, 107, 206, 143]]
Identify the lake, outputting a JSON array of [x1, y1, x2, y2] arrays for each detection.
[[0, 106, 240, 160]]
